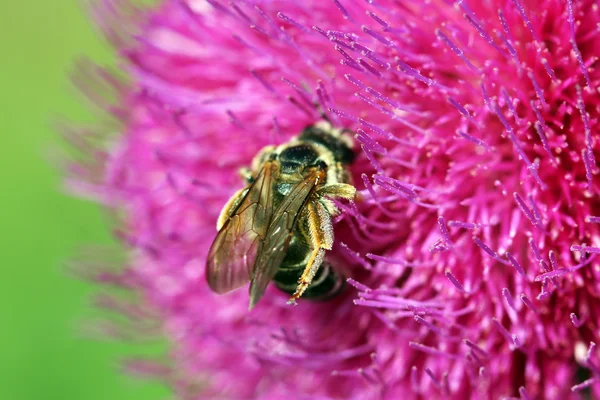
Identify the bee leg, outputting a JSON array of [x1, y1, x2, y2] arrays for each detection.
[[287, 201, 334, 304], [316, 183, 356, 200], [316, 184, 356, 217], [287, 248, 326, 305]]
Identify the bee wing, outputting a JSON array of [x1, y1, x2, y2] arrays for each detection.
[[206, 161, 278, 294], [248, 168, 324, 309]]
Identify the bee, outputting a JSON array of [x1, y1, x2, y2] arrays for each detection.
[[206, 121, 356, 309]]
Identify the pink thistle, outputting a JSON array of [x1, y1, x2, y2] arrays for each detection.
[[67, 0, 600, 398]]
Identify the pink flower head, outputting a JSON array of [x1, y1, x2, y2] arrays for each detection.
[[69, 0, 600, 398]]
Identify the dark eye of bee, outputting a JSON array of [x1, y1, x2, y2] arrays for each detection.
[[279, 144, 319, 174]]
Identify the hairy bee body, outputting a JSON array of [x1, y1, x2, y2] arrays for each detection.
[[206, 122, 356, 308]]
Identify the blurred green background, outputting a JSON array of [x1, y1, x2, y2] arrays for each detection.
[[1, 2, 168, 399]]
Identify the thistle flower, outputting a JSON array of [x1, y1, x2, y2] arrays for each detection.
[[69, 0, 600, 398]]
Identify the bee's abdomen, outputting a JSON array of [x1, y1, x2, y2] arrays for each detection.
[[274, 262, 345, 300]]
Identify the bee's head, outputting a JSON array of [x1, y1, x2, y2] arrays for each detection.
[[298, 122, 355, 165]]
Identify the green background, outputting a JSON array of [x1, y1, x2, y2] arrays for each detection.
[[1, 2, 168, 399]]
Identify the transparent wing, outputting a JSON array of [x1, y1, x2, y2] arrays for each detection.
[[248, 168, 324, 309], [206, 161, 277, 294]]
